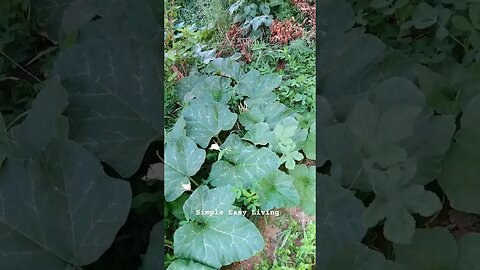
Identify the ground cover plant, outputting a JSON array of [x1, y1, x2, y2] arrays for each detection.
[[319, 0, 480, 269], [0, 0, 315, 269]]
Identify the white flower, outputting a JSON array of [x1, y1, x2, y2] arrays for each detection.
[[182, 183, 191, 191], [209, 142, 220, 151]]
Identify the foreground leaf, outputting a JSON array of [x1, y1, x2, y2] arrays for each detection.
[[235, 70, 281, 101], [182, 100, 237, 148], [210, 134, 279, 188], [53, 1, 163, 177], [289, 165, 316, 215], [0, 77, 131, 270], [254, 170, 299, 211], [174, 186, 264, 268], [0, 138, 131, 269], [164, 135, 205, 202]]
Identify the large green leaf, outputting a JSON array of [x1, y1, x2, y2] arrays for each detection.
[[318, 174, 366, 268], [324, 78, 454, 191], [167, 259, 215, 270], [52, 1, 163, 177], [189, 76, 232, 104], [182, 100, 237, 148], [363, 158, 442, 244], [0, 78, 131, 270], [10, 77, 69, 158], [165, 118, 205, 202], [439, 93, 480, 214], [254, 170, 299, 211], [319, 30, 417, 121], [238, 100, 295, 131], [209, 134, 279, 188], [235, 70, 281, 101], [174, 186, 264, 268], [164, 136, 205, 202], [289, 165, 315, 215], [0, 139, 132, 269]]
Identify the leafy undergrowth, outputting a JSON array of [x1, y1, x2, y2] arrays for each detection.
[[319, 0, 480, 269]]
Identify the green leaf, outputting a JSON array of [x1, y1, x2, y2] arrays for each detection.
[[0, 138, 131, 269], [239, 100, 295, 131], [165, 134, 206, 202], [318, 175, 366, 268], [289, 165, 315, 215], [412, 3, 438, 29], [470, 4, 480, 29], [324, 77, 453, 191], [167, 193, 190, 220], [326, 244, 406, 270], [271, 117, 308, 151], [243, 122, 273, 145], [141, 222, 163, 270], [235, 70, 281, 101], [452, 15, 473, 31], [182, 100, 237, 148], [394, 228, 458, 270], [254, 170, 299, 211], [167, 259, 215, 270], [209, 134, 279, 188], [319, 29, 417, 120], [0, 80, 131, 269], [208, 57, 243, 80], [415, 66, 459, 114], [52, 2, 163, 177], [364, 161, 442, 244], [174, 186, 264, 268], [189, 76, 232, 104], [10, 77, 69, 157], [439, 93, 480, 215]]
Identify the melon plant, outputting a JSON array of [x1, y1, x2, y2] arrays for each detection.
[[162, 54, 316, 269]]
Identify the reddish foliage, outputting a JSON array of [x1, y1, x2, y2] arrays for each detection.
[[217, 24, 253, 63], [291, 0, 316, 35], [269, 19, 304, 45]]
